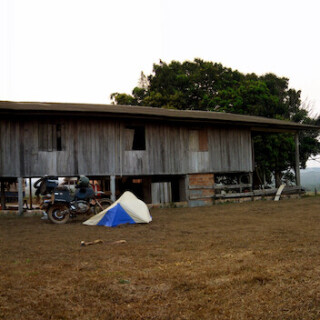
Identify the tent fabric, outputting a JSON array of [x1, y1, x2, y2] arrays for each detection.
[[97, 203, 136, 227], [83, 191, 152, 227]]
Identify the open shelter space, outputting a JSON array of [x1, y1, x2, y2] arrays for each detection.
[[1, 197, 320, 319]]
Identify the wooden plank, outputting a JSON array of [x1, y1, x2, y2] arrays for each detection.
[[189, 130, 199, 151], [151, 182, 160, 203], [214, 187, 302, 199], [29, 177, 33, 209], [214, 192, 253, 199], [180, 126, 187, 173], [47, 123, 53, 152], [295, 132, 301, 186], [15, 121, 21, 176], [22, 123, 30, 176], [38, 122, 44, 151], [274, 184, 286, 201], [1, 179, 6, 209], [229, 129, 239, 171], [151, 182, 172, 204], [110, 175, 116, 201], [164, 182, 172, 203], [19, 121, 25, 177], [199, 129, 208, 151], [124, 151, 145, 174], [209, 127, 221, 172], [52, 123, 57, 151], [219, 128, 229, 172], [0, 117, 254, 177], [124, 128, 134, 150], [61, 123, 66, 151], [213, 184, 252, 189]]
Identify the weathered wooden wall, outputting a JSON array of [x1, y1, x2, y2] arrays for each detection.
[[0, 117, 253, 177]]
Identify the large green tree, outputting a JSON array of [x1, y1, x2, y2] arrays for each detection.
[[111, 59, 320, 187]]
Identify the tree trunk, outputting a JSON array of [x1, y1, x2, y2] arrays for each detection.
[[275, 171, 282, 188]]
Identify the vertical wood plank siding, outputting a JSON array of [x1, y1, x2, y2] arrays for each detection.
[[0, 120, 20, 176], [0, 118, 253, 177]]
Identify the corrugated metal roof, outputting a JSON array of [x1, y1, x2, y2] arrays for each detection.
[[0, 100, 318, 131]]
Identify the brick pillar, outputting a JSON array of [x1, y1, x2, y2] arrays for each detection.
[[187, 173, 214, 207]]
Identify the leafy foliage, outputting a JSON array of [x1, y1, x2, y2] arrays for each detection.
[[111, 59, 320, 186]]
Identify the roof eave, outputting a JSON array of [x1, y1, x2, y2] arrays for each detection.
[[0, 101, 319, 132]]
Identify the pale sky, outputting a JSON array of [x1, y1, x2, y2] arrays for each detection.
[[1, 0, 320, 164]]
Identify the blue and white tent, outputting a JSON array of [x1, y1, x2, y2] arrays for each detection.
[[83, 191, 152, 227]]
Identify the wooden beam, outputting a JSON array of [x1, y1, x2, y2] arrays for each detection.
[[18, 177, 23, 215], [29, 178, 33, 210], [295, 132, 301, 187], [110, 175, 116, 202], [1, 179, 6, 210], [185, 175, 190, 206], [249, 172, 253, 191], [214, 186, 303, 199], [251, 127, 297, 133], [213, 183, 252, 190]]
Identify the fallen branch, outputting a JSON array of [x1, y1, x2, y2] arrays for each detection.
[[80, 239, 103, 246], [80, 239, 127, 246], [112, 240, 127, 244]]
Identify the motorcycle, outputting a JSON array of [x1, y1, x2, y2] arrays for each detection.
[[34, 176, 113, 224]]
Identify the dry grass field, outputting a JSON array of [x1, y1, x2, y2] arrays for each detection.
[[1, 197, 320, 320]]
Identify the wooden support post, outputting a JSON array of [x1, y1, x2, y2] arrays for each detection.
[[1, 179, 6, 210], [249, 172, 254, 201], [110, 175, 116, 202], [18, 177, 24, 215], [249, 172, 253, 192], [185, 175, 190, 206], [295, 132, 301, 187], [29, 178, 33, 210]]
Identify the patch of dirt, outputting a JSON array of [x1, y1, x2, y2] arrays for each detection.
[[1, 197, 320, 319]]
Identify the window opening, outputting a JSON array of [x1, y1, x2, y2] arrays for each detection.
[[39, 123, 64, 151], [125, 126, 146, 151]]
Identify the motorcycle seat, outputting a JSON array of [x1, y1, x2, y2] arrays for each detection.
[[75, 187, 95, 200]]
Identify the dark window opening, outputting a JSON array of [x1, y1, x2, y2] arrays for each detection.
[[39, 123, 64, 152], [125, 126, 146, 151]]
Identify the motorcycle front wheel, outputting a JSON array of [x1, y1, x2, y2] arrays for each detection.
[[48, 204, 70, 224], [94, 199, 113, 214]]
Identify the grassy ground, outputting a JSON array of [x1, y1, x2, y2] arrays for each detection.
[[1, 197, 320, 320]]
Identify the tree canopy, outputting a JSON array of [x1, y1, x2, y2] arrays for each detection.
[[111, 59, 320, 186]]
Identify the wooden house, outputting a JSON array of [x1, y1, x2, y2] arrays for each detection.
[[0, 101, 317, 212]]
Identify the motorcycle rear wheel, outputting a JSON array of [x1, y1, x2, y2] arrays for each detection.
[[48, 204, 70, 224], [94, 199, 113, 214]]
